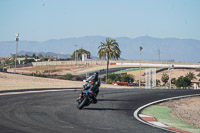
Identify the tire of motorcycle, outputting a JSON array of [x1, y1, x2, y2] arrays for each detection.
[[77, 97, 89, 110]]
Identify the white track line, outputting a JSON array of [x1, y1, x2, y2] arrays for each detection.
[[0, 89, 81, 96]]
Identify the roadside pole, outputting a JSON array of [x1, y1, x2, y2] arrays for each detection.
[[14, 33, 19, 74], [139, 46, 143, 88], [75, 45, 77, 66], [168, 65, 174, 89]]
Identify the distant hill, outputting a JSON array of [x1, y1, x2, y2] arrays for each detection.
[[0, 36, 200, 62]]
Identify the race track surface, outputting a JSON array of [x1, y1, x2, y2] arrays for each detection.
[[0, 88, 200, 133]]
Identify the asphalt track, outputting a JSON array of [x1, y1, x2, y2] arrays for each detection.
[[0, 88, 200, 133]]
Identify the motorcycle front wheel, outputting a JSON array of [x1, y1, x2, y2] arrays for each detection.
[[77, 97, 89, 110]]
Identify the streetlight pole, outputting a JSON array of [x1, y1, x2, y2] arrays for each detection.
[[139, 46, 143, 88], [75, 45, 77, 65], [168, 65, 174, 89], [14, 33, 19, 74]]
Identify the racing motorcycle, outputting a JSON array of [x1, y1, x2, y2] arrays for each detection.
[[76, 74, 100, 109]]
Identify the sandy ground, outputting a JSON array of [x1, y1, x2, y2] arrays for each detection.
[[0, 72, 83, 90], [128, 68, 200, 83], [8, 65, 136, 75], [0, 72, 135, 91], [157, 69, 200, 83], [159, 97, 200, 128], [8, 65, 200, 83], [8, 65, 89, 75]]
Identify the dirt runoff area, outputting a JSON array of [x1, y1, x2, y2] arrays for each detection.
[[159, 96, 200, 128], [0, 72, 134, 91], [0, 72, 83, 90]]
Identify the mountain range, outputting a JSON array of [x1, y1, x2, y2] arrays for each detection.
[[0, 36, 200, 62]]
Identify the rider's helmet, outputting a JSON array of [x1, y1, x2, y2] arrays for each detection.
[[94, 72, 98, 76]]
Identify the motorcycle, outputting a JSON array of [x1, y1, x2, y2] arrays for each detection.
[[77, 77, 100, 109], [76, 72, 101, 109]]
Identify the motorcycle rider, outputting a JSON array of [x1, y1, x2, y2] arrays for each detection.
[[77, 72, 100, 103]]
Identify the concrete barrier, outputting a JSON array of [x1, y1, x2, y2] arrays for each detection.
[[30, 60, 200, 68]]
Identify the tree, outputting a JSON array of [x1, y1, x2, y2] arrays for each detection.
[[185, 72, 196, 81], [98, 37, 121, 83], [32, 53, 36, 58], [161, 73, 169, 85], [38, 53, 43, 58], [24, 58, 35, 64], [175, 76, 191, 88], [71, 48, 91, 60]]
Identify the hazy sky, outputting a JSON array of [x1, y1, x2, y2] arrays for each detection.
[[0, 0, 200, 41]]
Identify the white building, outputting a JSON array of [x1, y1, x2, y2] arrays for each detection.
[[82, 54, 88, 61]]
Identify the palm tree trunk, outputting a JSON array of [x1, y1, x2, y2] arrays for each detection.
[[106, 59, 109, 83]]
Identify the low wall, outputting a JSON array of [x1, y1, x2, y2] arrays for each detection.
[[32, 60, 107, 66], [28, 60, 200, 68], [10, 63, 33, 68]]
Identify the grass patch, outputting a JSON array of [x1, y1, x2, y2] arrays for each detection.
[[113, 67, 162, 74], [142, 105, 200, 133], [113, 68, 146, 74]]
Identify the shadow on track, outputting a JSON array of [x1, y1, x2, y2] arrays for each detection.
[[98, 99, 135, 102], [83, 107, 132, 111]]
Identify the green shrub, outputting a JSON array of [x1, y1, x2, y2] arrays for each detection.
[[156, 79, 161, 86], [64, 73, 74, 80], [102, 73, 121, 82], [30, 73, 47, 77], [121, 74, 134, 82], [175, 76, 191, 88], [103, 73, 134, 83], [107, 78, 113, 84]]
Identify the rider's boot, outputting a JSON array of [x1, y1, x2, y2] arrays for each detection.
[[92, 97, 97, 104]]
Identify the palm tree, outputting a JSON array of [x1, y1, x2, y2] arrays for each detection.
[[186, 72, 196, 81], [98, 37, 121, 83]]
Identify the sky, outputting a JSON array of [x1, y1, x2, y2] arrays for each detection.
[[0, 0, 200, 42]]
